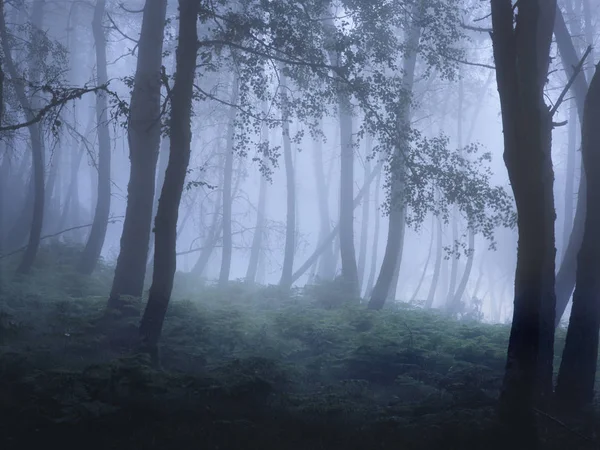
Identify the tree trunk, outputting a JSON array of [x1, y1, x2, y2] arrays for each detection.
[[553, 4, 590, 325], [218, 76, 239, 288], [491, 0, 557, 442], [425, 215, 443, 309], [279, 71, 296, 289], [246, 151, 269, 284], [139, 0, 199, 359], [337, 96, 358, 295], [555, 62, 600, 411], [562, 99, 577, 257], [357, 135, 372, 290], [108, 0, 167, 309], [364, 168, 382, 297], [368, 22, 420, 310], [291, 159, 383, 285], [79, 0, 111, 275], [447, 73, 465, 307], [314, 131, 336, 281], [448, 227, 475, 315], [0, 0, 45, 274], [410, 214, 435, 304]]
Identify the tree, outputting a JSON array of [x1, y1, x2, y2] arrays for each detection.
[[490, 0, 557, 443], [368, 16, 421, 310], [278, 70, 296, 289], [0, 0, 46, 275], [79, 0, 111, 275], [218, 75, 239, 288], [108, 0, 168, 310], [553, 4, 590, 326], [139, 0, 200, 361], [555, 61, 600, 411]]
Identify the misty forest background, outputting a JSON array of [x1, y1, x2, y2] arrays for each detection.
[[0, 0, 600, 449]]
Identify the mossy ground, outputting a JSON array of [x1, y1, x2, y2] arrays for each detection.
[[0, 243, 597, 449]]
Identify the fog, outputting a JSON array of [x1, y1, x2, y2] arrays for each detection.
[[0, 0, 599, 447]]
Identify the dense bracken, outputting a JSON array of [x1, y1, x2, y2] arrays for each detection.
[[0, 243, 595, 450]]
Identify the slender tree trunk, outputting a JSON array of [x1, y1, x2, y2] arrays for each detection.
[[553, 4, 590, 325], [491, 0, 557, 442], [364, 168, 382, 297], [279, 71, 296, 289], [357, 135, 372, 290], [218, 76, 239, 288], [368, 22, 420, 310], [425, 215, 443, 309], [192, 155, 224, 276], [108, 0, 167, 309], [448, 227, 475, 314], [44, 144, 61, 232], [409, 214, 435, 304], [0, 0, 45, 274], [314, 132, 336, 280], [246, 155, 268, 284], [291, 159, 383, 285], [79, 0, 111, 275], [447, 74, 465, 306], [555, 63, 600, 411], [562, 99, 577, 257], [337, 97, 358, 294], [139, 0, 199, 359]]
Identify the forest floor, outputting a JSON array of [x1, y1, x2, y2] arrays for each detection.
[[0, 244, 597, 450]]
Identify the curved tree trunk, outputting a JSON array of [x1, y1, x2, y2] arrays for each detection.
[[555, 62, 600, 411], [553, 4, 590, 325], [139, 0, 199, 359], [79, 0, 111, 275], [368, 21, 421, 310]]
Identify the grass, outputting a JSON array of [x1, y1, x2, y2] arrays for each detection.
[[0, 242, 596, 449]]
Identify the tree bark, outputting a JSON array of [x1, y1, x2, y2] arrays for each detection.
[[139, 0, 199, 359], [368, 21, 420, 310], [553, 4, 590, 325], [425, 215, 443, 309], [108, 0, 167, 308], [555, 62, 600, 411], [491, 0, 557, 442], [279, 71, 296, 289], [79, 0, 111, 275], [357, 135, 372, 290], [364, 168, 382, 297], [218, 76, 239, 288], [0, 0, 45, 274]]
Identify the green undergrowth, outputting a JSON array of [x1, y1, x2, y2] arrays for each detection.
[[0, 245, 594, 449]]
